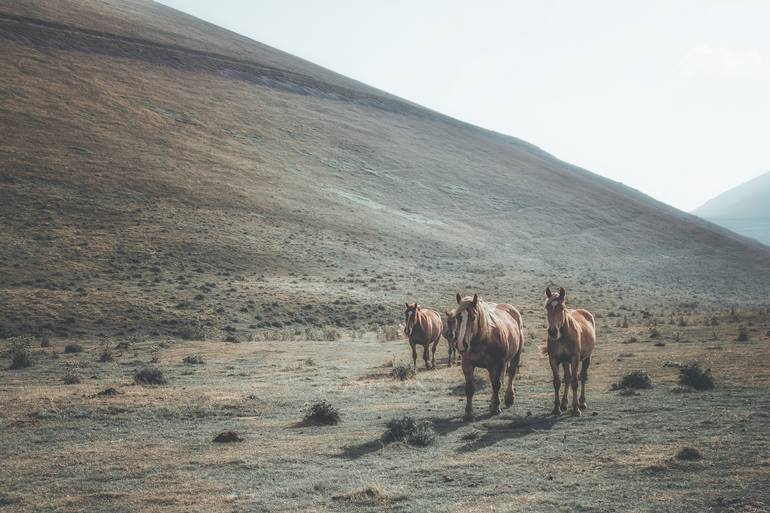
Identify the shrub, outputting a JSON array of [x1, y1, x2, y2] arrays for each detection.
[[736, 327, 749, 342], [678, 363, 714, 390], [63, 343, 83, 354], [63, 368, 81, 385], [675, 446, 702, 461], [621, 316, 629, 328], [649, 327, 660, 339], [183, 354, 205, 365], [97, 339, 113, 362], [612, 371, 653, 390], [382, 416, 436, 446], [176, 322, 207, 341], [390, 362, 415, 381], [213, 430, 242, 443], [7, 337, 33, 370], [302, 400, 340, 425], [39, 331, 51, 348], [134, 366, 167, 385]]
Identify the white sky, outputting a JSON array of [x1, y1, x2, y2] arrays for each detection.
[[158, 0, 770, 212]]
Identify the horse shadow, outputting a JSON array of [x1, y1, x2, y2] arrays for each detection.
[[456, 414, 563, 453]]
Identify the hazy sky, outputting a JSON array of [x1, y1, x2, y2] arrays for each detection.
[[158, 0, 770, 212]]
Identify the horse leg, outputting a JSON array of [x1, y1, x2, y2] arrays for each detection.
[[431, 338, 439, 369], [488, 365, 503, 415], [560, 363, 571, 412], [422, 344, 431, 370], [504, 352, 520, 408], [570, 359, 581, 416], [549, 356, 561, 416], [462, 358, 475, 421], [447, 340, 454, 367], [410, 341, 418, 372], [579, 357, 590, 411]]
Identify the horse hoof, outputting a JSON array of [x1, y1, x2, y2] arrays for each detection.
[[560, 401, 568, 412], [551, 408, 561, 416], [504, 397, 514, 408], [579, 401, 587, 410], [571, 409, 581, 417], [490, 407, 502, 416], [463, 414, 474, 422]]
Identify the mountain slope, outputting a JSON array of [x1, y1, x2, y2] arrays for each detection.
[[693, 172, 770, 247], [1, 0, 769, 338]]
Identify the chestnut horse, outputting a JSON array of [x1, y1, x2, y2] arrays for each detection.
[[542, 287, 596, 416], [404, 303, 443, 371], [442, 314, 461, 367], [448, 293, 524, 421]]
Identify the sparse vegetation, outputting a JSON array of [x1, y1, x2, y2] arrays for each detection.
[[390, 362, 415, 381], [737, 327, 749, 342], [678, 363, 715, 390], [63, 368, 81, 384], [612, 371, 653, 390], [333, 485, 405, 505], [382, 325, 401, 341], [134, 366, 167, 385], [302, 400, 340, 425]]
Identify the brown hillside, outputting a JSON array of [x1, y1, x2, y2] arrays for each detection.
[[1, 0, 769, 338]]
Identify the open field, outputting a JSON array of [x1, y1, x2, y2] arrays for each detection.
[[2, 307, 769, 513]]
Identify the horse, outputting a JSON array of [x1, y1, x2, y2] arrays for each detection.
[[448, 293, 524, 421], [542, 287, 596, 416], [403, 303, 443, 371], [442, 314, 461, 367]]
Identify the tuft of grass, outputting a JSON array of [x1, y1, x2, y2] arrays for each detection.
[[322, 327, 340, 341], [183, 354, 205, 365], [390, 362, 415, 381], [736, 327, 749, 342], [678, 363, 714, 390], [302, 400, 340, 425], [382, 416, 436, 446], [612, 370, 653, 390], [7, 337, 33, 370], [63, 343, 83, 354], [675, 446, 702, 461], [134, 366, 167, 385], [39, 331, 51, 348], [649, 327, 660, 339]]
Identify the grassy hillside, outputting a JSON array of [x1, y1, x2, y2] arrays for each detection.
[[693, 171, 770, 247], [1, 0, 769, 339]]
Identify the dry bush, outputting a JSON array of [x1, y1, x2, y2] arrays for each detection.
[[675, 446, 702, 460], [97, 339, 113, 362], [322, 327, 340, 341], [333, 485, 405, 505], [302, 400, 340, 425], [736, 327, 749, 342], [134, 366, 167, 385], [176, 322, 207, 341], [612, 371, 653, 390], [7, 336, 33, 370], [39, 331, 51, 348], [382, 416, 436, 446], [390, 362, 414, 381], [63, 343, 83, 354], [678, 363, 714, 390], [213, 430, 242, 443]]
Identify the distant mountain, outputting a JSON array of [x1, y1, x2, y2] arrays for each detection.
[[693, 172, 770, 247]]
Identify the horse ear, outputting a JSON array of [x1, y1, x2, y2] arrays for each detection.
[[558, 288, 566, 300], [546, 287, 552, 298], [445, 311, 452, 317], [456, 293, 462, 304], [416, 304, 421, 310], [472, 294, 478, 306]]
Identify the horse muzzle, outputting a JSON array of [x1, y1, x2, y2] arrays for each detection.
[[547, 328, 558, 339]]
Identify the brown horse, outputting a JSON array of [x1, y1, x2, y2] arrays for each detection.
[[448, 293, 524, 421], [404, 303, 443, 371], [542, 287, 596, 416], [442, 314, 461, 367]]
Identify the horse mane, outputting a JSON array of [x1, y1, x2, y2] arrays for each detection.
[[457, 296, 497, 342]]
